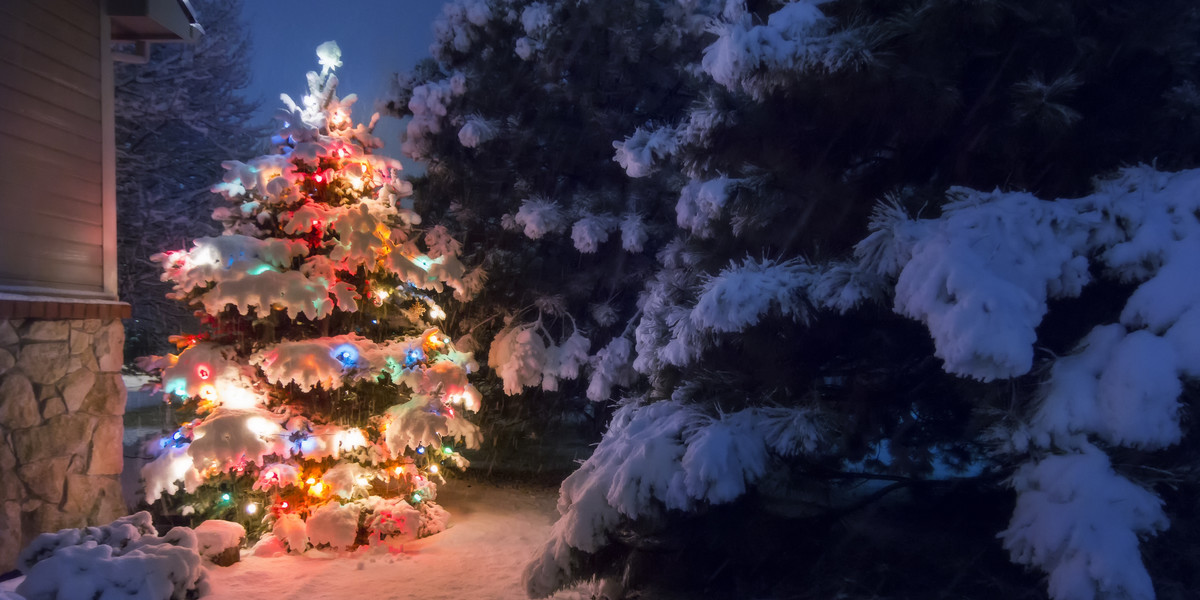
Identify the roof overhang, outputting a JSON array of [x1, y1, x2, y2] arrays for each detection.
[[108, 0, 203, 43]]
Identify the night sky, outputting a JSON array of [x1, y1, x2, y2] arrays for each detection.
[[237, 0, 448, 169]]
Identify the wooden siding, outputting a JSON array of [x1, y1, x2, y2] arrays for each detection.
[[0, 0, 108, 295]]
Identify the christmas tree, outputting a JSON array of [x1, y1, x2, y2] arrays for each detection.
[[137, 41, 484, 551]]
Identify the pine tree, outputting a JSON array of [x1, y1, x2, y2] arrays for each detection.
[[521, 1, 1200, 598], [389, 0, 1200, 598], [136, 42, 482, 551], [382, 1, 716, 453], [116, 0, 263, 359]]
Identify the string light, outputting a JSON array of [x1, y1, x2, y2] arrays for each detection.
[[144, 54, 491, 549], [332, 344, 358, 367], [199, 385, 218, 402]]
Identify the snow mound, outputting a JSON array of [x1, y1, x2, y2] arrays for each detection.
[[16, 512, 206, 600], [194, 520, 246, 560]]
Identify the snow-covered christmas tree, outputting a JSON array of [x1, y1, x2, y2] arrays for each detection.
[[136, 42, 484, 551]]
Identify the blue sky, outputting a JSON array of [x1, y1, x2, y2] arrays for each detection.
[[237, 1, 448, 169]]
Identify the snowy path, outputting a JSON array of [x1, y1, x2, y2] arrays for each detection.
[[205, 481, 588, 600]]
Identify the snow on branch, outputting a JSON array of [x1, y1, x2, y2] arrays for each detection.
[[692, 256, 813, 333], [999, 445, 1166, 600], [676, 176, 739, 237], [613, 125, 679, 178], [571, 214, 618, 253], [867, 167, 1200, 600], [513, 197, 569, 239], [402, 73, 467, 160], [702, 1, 872, 99], [870, 188, 1092, 381], [432, 1, 494, 61], [457, 115, 499, 148], [523, 400, 824, 597]]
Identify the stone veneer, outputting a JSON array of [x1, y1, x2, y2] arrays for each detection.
[[0, 318, 126, 572]]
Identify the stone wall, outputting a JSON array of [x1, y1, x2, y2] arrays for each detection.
[[0, 318, 126, 572]]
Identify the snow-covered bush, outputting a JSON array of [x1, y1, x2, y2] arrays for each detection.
[[16, 512, 207, 600]]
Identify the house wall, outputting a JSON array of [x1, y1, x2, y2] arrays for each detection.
[[0, 0, 129, 573], [0, 0, 110, 296], [0, 315, 126, 572]]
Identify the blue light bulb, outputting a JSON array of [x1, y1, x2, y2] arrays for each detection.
[[331, 344, 358, 367]]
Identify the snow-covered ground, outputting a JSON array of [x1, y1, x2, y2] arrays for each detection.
[[1, 481, 591, 600], [208, 481, 588, 600]]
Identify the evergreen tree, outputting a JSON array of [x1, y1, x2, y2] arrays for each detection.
[[383, 0, 716, 453], [116, 0, 263, 359], [137, 43, 483, 551], [396, 1, 1200, 598]]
